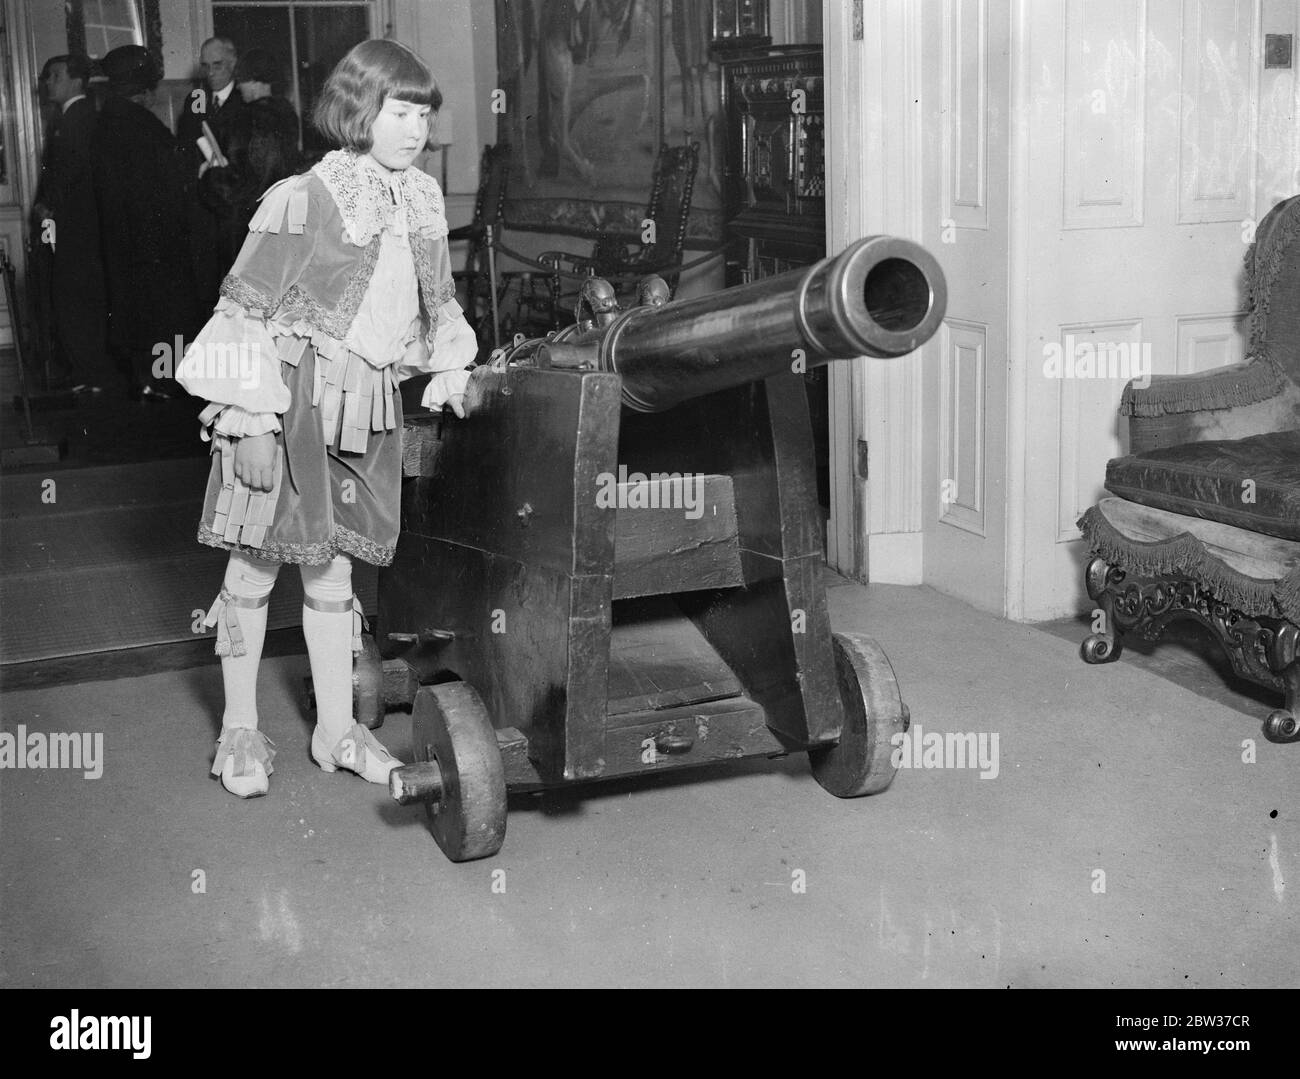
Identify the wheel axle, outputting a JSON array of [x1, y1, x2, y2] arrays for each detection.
[[390, 759, 445, 805]]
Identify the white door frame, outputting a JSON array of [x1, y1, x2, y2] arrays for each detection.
[[6, 0, 41, 211], [824, 0, 927, 583], [2, 0, 44, 348]]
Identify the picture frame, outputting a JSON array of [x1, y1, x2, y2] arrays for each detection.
[[495, 0, 725, 245]]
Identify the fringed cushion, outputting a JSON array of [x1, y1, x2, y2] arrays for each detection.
[[1079, 497, 1300, 623], [1119, 195, 1300, 418], [1104, 429, 1300, 541], [1118, 359, 1288, 417]]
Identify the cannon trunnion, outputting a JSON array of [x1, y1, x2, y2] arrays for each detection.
[[369, 238, 944, 861]]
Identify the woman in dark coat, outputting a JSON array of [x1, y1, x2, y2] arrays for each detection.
[[198, 49, 301, 268]]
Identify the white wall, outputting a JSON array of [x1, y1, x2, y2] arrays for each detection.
[[161, 0, 204, 79]]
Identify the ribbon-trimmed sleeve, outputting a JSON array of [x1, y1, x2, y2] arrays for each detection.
[[177, 174, 321, 435], [176, 299, 289, 436], [399, 232, 477, 410], [397, 298, 477, 410]]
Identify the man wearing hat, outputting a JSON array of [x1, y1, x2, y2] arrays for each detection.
[[92, 45, 201, 401]]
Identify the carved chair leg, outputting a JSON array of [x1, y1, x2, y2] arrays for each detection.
[[1081, 556, 1124, 663], [1081, 553, 1300, 742], [1264, 661, 1300, 743]]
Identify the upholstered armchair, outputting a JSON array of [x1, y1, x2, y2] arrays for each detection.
[[1079, 193, 1300, 741]]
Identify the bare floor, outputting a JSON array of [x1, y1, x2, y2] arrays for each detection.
[[1, 575, 1295, 988]]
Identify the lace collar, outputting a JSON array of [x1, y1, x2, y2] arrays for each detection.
[[313, 149, 447, 247]]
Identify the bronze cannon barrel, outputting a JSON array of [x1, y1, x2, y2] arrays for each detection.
[[542, 235, 947, 413]]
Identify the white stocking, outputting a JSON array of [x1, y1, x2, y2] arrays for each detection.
[[300, 554, 357, 746], [215, 551, 281, 730]]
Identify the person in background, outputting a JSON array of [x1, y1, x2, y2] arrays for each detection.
[[92, 45, 201, 401], [177, 36, 245, 305], [32, 53, 109, 394], [198, 48, 300, 273], [177, 36, 244, 165]]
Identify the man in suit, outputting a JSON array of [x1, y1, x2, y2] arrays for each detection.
[[198, 49, 301, 259], [32, 54, 109, 393], [176, 37, 245, 305], [93, 46, 201, 401]]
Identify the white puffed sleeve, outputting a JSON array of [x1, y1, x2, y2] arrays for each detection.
[[176, 299, 291, 436], [396, 298, 477, 411]]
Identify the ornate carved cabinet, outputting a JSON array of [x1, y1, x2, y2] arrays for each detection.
[[718, 46, 827, 507]]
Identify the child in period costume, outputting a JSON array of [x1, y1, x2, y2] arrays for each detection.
[[178, 40, 476, 798]]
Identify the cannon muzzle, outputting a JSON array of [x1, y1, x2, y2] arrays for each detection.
[[540, 235, 947, 412]]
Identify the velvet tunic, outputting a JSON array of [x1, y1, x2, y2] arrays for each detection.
[[177, 150, 476, 566]]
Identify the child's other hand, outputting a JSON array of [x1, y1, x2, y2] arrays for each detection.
[[447, 393, 467, 419], [234, 432, 277, 491]]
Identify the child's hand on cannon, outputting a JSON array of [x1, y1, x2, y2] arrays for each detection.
[[453, 364, 494, 420], [233, 432, 277, 492], [442, 366, 488, 419]]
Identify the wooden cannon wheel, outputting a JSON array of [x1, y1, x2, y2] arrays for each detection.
[[410, 682, 508, 862], [352, 634, 384, 730], [809, 632, 909, 797]]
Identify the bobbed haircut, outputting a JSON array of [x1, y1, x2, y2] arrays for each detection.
[[313, 39, 442, 153]]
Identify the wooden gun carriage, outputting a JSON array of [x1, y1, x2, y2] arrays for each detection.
[[356, 236, 947, 861]]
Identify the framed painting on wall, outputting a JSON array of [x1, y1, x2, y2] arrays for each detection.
[[495, 0, 725, 244]]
